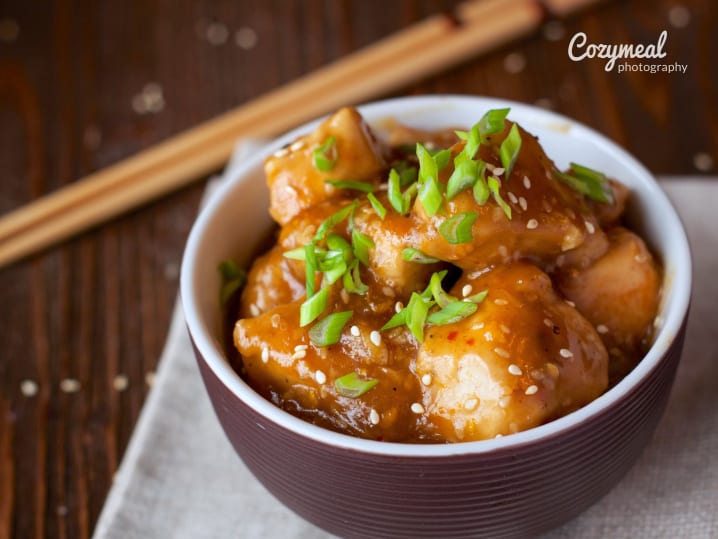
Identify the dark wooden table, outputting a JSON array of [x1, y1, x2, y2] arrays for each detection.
[[0, 0, 715, 537]]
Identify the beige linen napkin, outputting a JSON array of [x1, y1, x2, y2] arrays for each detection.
[[93, 149, 718, 538]]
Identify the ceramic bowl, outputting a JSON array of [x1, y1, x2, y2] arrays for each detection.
[[181, 95, 691, 538]]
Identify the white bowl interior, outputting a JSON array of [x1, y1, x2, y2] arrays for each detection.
[[181, 95, 692, 457]]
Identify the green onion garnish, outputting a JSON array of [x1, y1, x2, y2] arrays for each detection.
[[304, 243, 318, 297], [428, 271, 456, 308], [367, 192, 387, 219], [472, 161, 489, 205], [499, 123, 522, 179], [334, 372, 378, 398], [343, 260, 369, 295], [401, 248, 440, 264], [325, 179, 374, 192], [405, 292, 431, 342], [309, 310, 353, 346], [313, 135, 337, 172], [313, 200, 357, 242], [465, 289, 488, 304], [446, 159, 479, 201], [218, 259, 247, 305], [418, 175, 442, 216], [396, 161, 418, 186], [387, 168, 405, 214], [326, 233, 353, 262], [427, 300, 478, 325], [431, 148, 452, 170], [319, 250, 347, 285], [454, 130, 468, 140], [478, 108, 510, 140], [488, 176, 512, 219], [300, 286, 329, 327], [558, 163, 614, 204], [351, 229, 374, 266], [439, 211, 477, 244]]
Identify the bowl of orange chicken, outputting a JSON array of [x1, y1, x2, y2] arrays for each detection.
[[181, 95, 691, 538]]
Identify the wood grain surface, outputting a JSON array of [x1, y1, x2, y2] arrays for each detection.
[[0, 0, 715, 537]]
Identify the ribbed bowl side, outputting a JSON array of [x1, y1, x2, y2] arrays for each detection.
[[193, 320, 686, 539]]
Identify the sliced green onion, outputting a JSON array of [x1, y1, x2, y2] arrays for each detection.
[[313, 135, 337, 172], [320, 251, 347, 285], [343, 260, 369, 295], [405, 292, 431, 342], [427, 300, 477, 325], [326, 233, 353, 262], [473, 175, 490, 205], [283, 246, 309, 260], [420, 269, 447, 299], [398, 164, 418, 186], [428, 271, 456, 308], [309, 310, 353, 346], [401, 248, 440, 264], [387, 168, 404, 214], [381, 308, 407, 331], [558, 163, 614, 203], [351, 229, 374, 266], [300, 286, 329, 327], [499, 123, 522, 179], [478, 108, 510, 140], [418, 175, 442, 216], [432, 148, 452, 170], [439, 211, 477, 244], [334, 372, 378, 398], [313, 200, 357, 242], [416, 143, 438, 185], [454, 130, 469, 140], [465, 289, 488, 304], [401, 182, 418, 214], [218, 260, 247, 305], [304, 243, 318, 297], [488, 176, 512, 220], [367, 192, 387, 219], [446, 159, 478, 200], [325, 179, 374, 192]]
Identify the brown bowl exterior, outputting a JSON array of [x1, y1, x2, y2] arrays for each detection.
[[192, 316, 686, 539]]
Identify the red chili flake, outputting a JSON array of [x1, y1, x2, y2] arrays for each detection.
[[466, 338, 475, 345], [448, 330, 458, 341]]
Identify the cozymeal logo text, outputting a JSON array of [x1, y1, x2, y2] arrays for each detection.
[[568, 30, 688, 74]]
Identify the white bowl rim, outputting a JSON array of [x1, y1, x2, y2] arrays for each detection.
[[181, 94, 692, 458]]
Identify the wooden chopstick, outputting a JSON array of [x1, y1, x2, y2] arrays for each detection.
[[0, 0, 544, 268]]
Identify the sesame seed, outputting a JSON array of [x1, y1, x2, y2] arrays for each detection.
[[382, 286, 395, 297], [461, 284, 473, 297], [294, 344, 308, 352], [369, 409, 380, 425], [526, 218, 539, 229], [20, 379, 38, 397], [472, 321, 485, 330], [290, 140, 305, 152], [350, 325, 360, 337], [411, 403, 425, 414], [508, 364, 522, 376], [273, 148, 289, 158], [584, 220, 596, 234], [494, 298, 508, 306], [291, 350, 307, 360], [525, 384, 539, 395], [499, 324, 511, 334], [60, 378, 81, 393], [421, 374, 432, 386], [261, 347, 270, 363], [315, 370, 327, 384], [113, 374, 129, 392], [370, 330, 382, 346], [559, 348, 574, 358], [508, 191, 518, 204], [596, 324, 609, 334], [494, 347, 510, 359], [270, 313, 281, 328], [340, 288, 350, 304], [523, 176, 532, 189], [394, 301, 404, 313], [249, 303, 260, 317], [565, 299, 576, 308], [499, 395, 512, 408], [544, 318, 554, 328], [493, 167, 506, 176], [495, 433, 504, 438], [498, 244, 508, 257], [519, 196, 528, 211], [464, 398, 478, 411], [483, 331, 493, 342]]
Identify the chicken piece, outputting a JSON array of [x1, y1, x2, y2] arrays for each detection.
[[415, 123, 602, 271], [239, 245, 305, 318], [234, 288, 427, 442], [352, 193, 447, 298], [415, 263, 608, 442], [555, 227, 661, 383], [265, 108, 387, 225]]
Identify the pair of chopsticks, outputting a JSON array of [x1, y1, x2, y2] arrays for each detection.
[[0, 0, 599, 268]]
